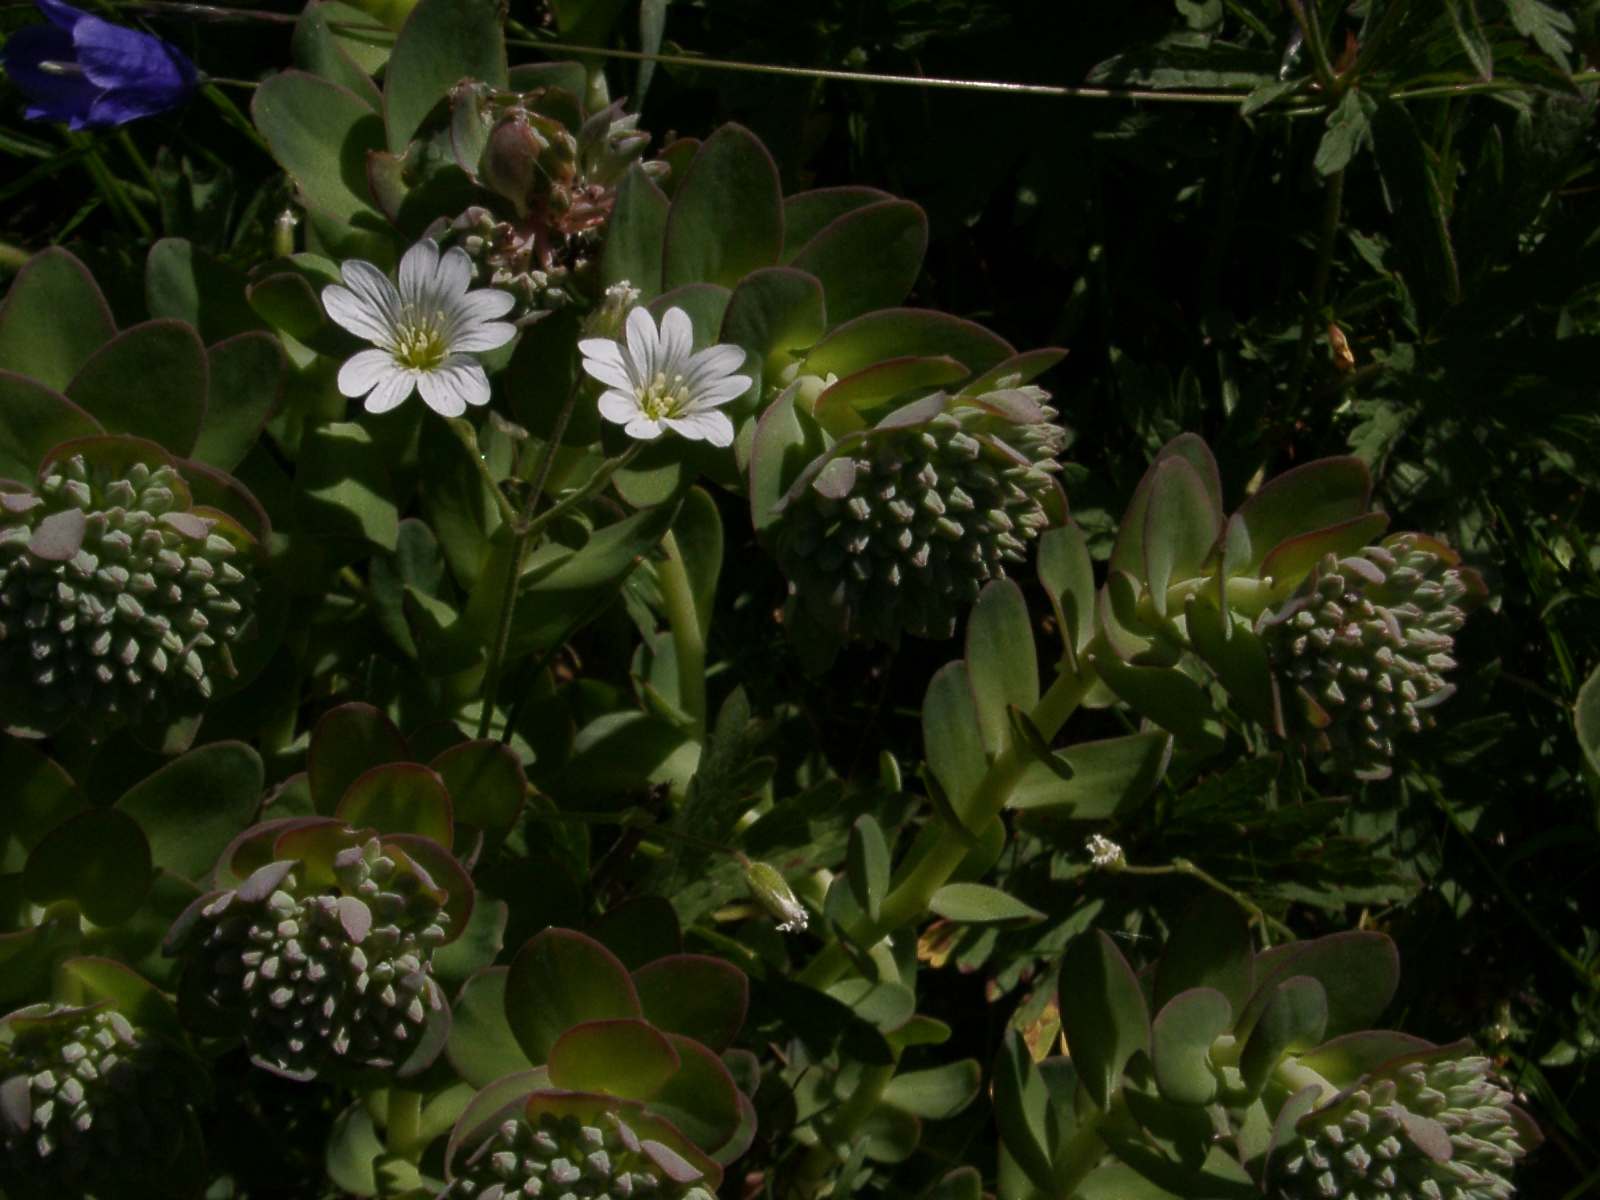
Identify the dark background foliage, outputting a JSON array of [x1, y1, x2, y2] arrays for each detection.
[[3, 0, 1600, 1195]]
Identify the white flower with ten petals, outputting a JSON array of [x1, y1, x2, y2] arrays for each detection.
[[579, 306, 750, 447], [323, 239, 517, 418]]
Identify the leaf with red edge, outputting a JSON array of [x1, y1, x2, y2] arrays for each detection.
[[384, 832, 475, 944], [547, 1019, 681, 1102], [647, 1034, 744, 1153], [430, 741, 525, 853], [307, 703, 411, 815], [336, 762, 453, 847], [505, 929, 642, 1065], [633, 955, 749, 1052]]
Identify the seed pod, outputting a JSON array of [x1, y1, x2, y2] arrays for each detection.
[[768, 387, 1066, 646], [1275, 1046, 1534, 1200], [1256, 534, 1483, 780], [441, 1106, 717, 1200], [0, 1003, 201, 1200], [173, 837, 451, 1081], [0, 451, 257, 736]]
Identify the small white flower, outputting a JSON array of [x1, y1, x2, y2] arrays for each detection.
[[323, 239, 517, 418], [1087, 835, 1125, 870], [579, 306, 750, 448]]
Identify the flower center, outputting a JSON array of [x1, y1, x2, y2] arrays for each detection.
[[392, 309, 450, 372], [634, 371, 691, 420]]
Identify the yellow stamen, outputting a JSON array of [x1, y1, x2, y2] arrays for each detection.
[[634, 371, 692, 419], [392, 308, 450, 372]]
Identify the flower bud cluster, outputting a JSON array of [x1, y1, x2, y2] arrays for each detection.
[[1276, 1052, 1529, 1200], [1257, 535, 1477, 779], [181, 838, 448, 1080], [0, 454, 255, 730], [0, 1004, 196, 1200], [774, 387, 1065, 644], [438, 91, 668, 318], [443, 1109, 715, 1200]]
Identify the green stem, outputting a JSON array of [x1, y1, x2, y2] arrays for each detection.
[[656, 529, 706, 742], [1049, 1112, 1108, 1199], [446, 416, 520, 530], [1284, 0, 1338, 91], [385, 1089, 423, 1159], [474, 441, 642, 739], [1120, 858, 1296, 944], [1283, 167, 1345, 414], [799, 666, 1092, 989], [793, 1062, 896, 1196]]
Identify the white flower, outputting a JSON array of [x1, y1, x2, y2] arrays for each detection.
[[1087, 835, 1125, 870], [579, 306, 750, 448], [323, 239, 517, 418]]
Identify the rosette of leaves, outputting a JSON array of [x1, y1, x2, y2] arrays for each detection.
[[1050, 434, 1483, 778], [164, 754, 476, 1081], [1, 439, 259, 739], [757, 382, 1067, 652], [991, 893, 1539, 1199], [0, 958, 208, 1200], [0, 249, 279, 749], [436, 927, 755, 1199]]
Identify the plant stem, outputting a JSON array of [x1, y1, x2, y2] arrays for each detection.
[[799, 666, 1092, 989], [1283, 0, 1338, 91], [1119, 859, 1296, 944], [792, 1062, 896, 1196], [446, 416, 520, 530], [1284, 167, 1345, 414], [656, 529, 706, 742], [1049, 1112, 1108, 1198], [474, 441, 642, 739], [385, 1089, 422, 1158]]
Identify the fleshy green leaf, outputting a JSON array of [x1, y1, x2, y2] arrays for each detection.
[[253, 71, 387, 223], [847, 815, 891, 924], [1239, 976, 1328, 1095], [446, 966, 537, 1088], [803, 309, 1013, 380], [307, 702, 412, 815], [922, 661, 989, 810], [0, 372, 101, 493], [1142, 456, 1221, 616], [23, 808, 152, 926], [662, 124, 783, 291], [602, 166, 671, 301], [881, 1060, 982, 1120], [1059, 929, 1151, 1111], [966, 579, 1040, 758], [1038, 521, 1096, 671], [116, 742, 264, 883], [928, 883, 1045, 927], [383, 0, 507, 152], [788, 200, 927, 329], [66, 320, 208, 456], [781, 186, 893, 262], [0, 248, 115, 391], [1153, 890, 1256, 1016], [546, 1018, 680, 1101], [1234, 457, 1371, 577], [431, 740, 526, 853], [1577, 661, 1600, 776], [1009, 731, 1172, 819], [192, 333, 284, 473], [504, 928, 642, 1064], [1090, 655, 1226, 752], [633, 955, 749, 1052], [1151, 987, 1232, 1106], [336, 762, 454, 846]]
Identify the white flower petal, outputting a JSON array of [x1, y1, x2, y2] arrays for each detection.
[[416, 355, 491, 417], [434, 246, 476, 302], [687, 373, 753, 409], [338, 348, 400, 398], [455, 287, 517, 323], [582, 357, 637, 393], [324, 283, 395, 346], [579, 337, 632, 378], [684, 342, 747, 383], [666, 409, 735, 447], [340, 259, 400, 326], [397, 239, 441, 307], [363, 369, 417, 414], [450, 320, 517, 354], [624, 413, 665, 441], [624, 307, 659, 384], [598, 389, 643, 425], [658, 307, 694, 375]]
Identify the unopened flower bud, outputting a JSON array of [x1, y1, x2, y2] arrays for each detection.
[[482, 115, 550, 216], [744, 862, 809, 933], [581, 280, 642, 341]]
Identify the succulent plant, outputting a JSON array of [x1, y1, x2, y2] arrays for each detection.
[[443, 1099, 719, 1200], [768, 386, 1066, 646], [433, 86, 669, 318], [167, 827, 460, 1081], [1274, 1045, 1533, 1200], [1258, 535, 1485, 779], [0, 446, 257, 736], [0, 1002, 200, 1200]]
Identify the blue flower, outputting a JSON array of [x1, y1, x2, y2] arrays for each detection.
[[1, 0, 196, 130]]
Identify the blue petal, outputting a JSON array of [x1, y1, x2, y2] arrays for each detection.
[[34, 0, 88, 32], [0, 22, 99, 125], [83, 80, 189, 127], [72, 15, 194, 96]]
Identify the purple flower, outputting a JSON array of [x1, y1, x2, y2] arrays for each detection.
[[1, 0, 196, 130]]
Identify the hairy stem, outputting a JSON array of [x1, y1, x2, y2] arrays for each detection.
[[656, 529, 707, 742]]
